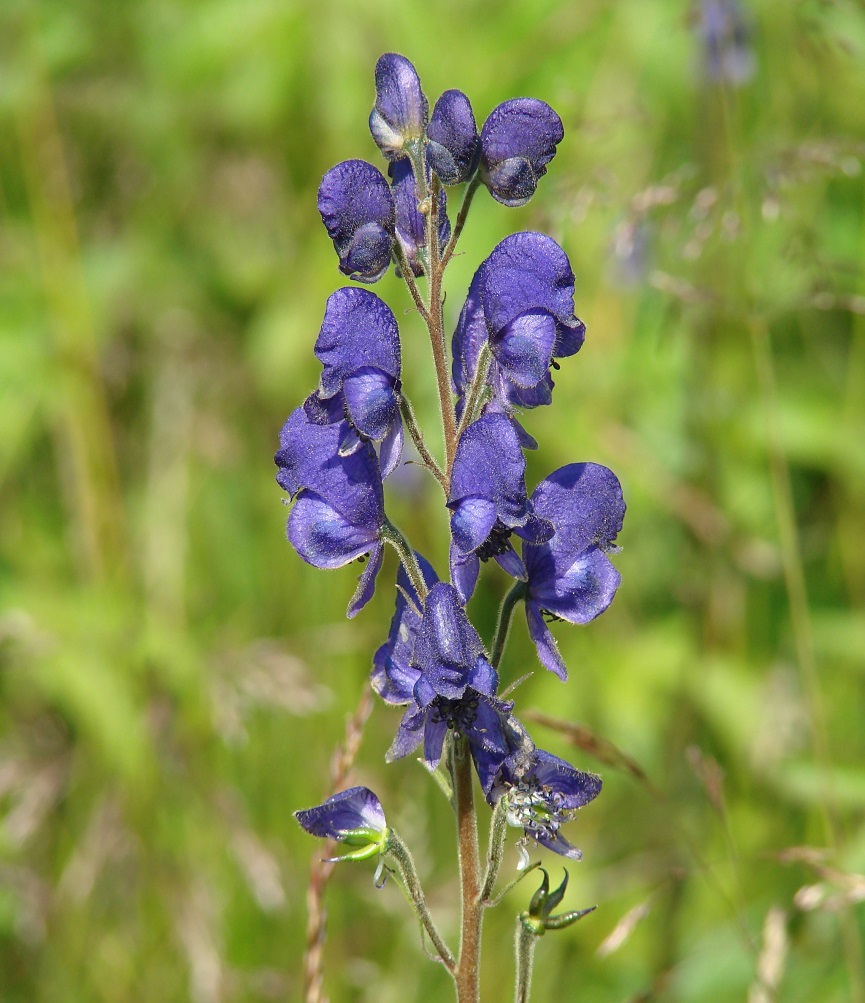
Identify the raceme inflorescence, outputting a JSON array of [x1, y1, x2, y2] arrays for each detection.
[[277, 53, 625, 1003]]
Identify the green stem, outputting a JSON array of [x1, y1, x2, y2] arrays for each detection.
[[394, 241, 432, 326], [452, 737, 482, 1003], [454, 343, 493, 444], [381, 520, 429, 602], [400, 395, 447, 490], [514, 918, 540, 1003], [480, 795, 510, 903], [442, 176, 481, 270], [408, 146, 458, 479], [386, 830, 456, 973], [491, 582, 527, 669]]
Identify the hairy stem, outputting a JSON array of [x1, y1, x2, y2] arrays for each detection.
[[452, 737, 482, 1003], [400, 395, 447, 490], [408, 145, 458, 479], [454, 344, 492, 444], [386, 831, 456, 973], [480, 795, 510, 903], [490, 581, 527, 669], [514, 918, 539, 1003], [381, 520, 429, 602]]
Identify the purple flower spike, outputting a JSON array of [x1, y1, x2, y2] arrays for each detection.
[[390, 159, 450, 278], [386, 583, 514, 776], [480, 98, 563, 207], [369, 53, 428, 161], [371, 552, 439, 705], [275, 407, 386, 617], [490, 749, 602, 860], [295, 786, 388, 861], [427, 89, 480, 185], [303, 287, 404, 478], [447, 414, 553, 603], [318, 160, 395, 283], [524, 463, 625, 679]]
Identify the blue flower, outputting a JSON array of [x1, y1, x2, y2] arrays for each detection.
[[490, 749, 602, 861], [389, 159, 451, 278], [369, 53, 428, 161], [371, 552, 439, 705], [302, 287, 404, 478], [523, 463, 625, 679], [275, 406, 386, 617], [386, 583, 514, 774], [427, 90, 480, 185], [447, 414, 553, 603], [699, 0, 755, 85], [318, 160, 395, 283], [479, 99, 563, 207], [453, 232, 584, 421], [295, 786, 388, 862]]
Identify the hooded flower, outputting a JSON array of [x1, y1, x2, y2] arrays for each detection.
[[302, 287, 404, 478], [427, 89, 480, 185], [389, 159, 451, 278], [386, 583, 514, 775], [447, 413, 553, 603], [452, 232, 585, 421], [523, 463, 625, 679], [370, 552, 439, 705], [295, 786, 388, 862], [479, 98, 563, 207], [318, 159, 395, 283], [369, 53, 428, 161], [275, 406, 386, 617], [490, 749, 602, 861]]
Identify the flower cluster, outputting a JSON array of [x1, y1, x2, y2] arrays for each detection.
[[280, 54, 625, 872]]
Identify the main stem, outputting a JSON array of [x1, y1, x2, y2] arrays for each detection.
[[453, 738, 482, 1003]]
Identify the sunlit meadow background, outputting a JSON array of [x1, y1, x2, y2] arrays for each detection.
[[2, 1, 864, 1000]]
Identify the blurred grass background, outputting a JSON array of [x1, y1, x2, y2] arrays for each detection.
[[2, 0, 864, 1000]]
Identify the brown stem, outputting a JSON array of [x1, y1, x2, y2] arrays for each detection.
[[452, 738, 482, 1003]]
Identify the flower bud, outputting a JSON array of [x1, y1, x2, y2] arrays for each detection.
[[427, 89, 480, 185], [369, 53, 428, 161]]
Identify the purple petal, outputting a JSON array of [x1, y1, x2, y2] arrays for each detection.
[[347, 541, 384, 618], [529, 751, 603, 809], [288, 493, 379, 570], [532, 549, 622, 625], [412, 582, 485, 696], [314, 287, 400, 394], [378, 412, 404, 479], [450, 496, 498, 553], [450, 543, 480, 604], [491, 309, 558, 388], [427, 89, 480, 185], [529, 463, 626, 556], [342, 367, 400, 442], [480, 98, 563, 207], [448, 414, 526, 510], [295, 786, 386, 839], [386, 703, 426, 761], [493, 542, 527, 581], [422, 716, 449, 770], [525, 600, 568, 680], [452, 265, 489, 398], [318, 161, 395, 283], [481, 232, 576, 335], [275, 408, 384, 527], [533, 830, 583, 860], [369, 53, 428, 160]]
